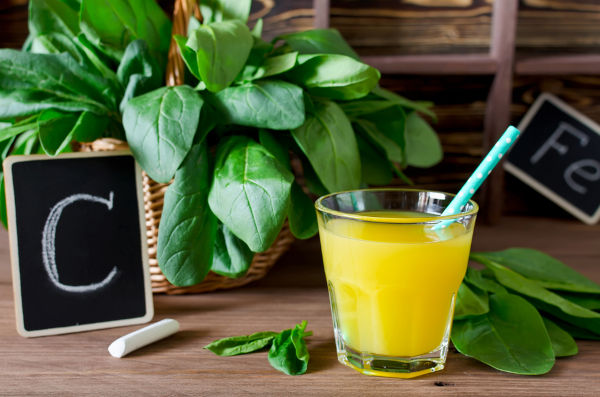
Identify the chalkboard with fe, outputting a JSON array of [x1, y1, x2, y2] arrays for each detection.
[[3, 151, 153, 337], [505, 93, 600, 224]]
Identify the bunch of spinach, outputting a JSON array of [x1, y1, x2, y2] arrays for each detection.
[[0, 0, 171, 226], [454, 248, 600, 375], [204, 321, 312, 376], [123, 0, 442, 287]]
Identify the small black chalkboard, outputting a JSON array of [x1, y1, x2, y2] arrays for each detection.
[[3, 151, 153, 337], [505, 93, 600, 224]]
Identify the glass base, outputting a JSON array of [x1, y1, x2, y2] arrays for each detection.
[[336, 340, 446, 379]]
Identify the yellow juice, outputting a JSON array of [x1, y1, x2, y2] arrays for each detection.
[[320, 211, 473, 358]]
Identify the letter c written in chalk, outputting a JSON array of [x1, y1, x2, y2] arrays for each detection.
[[41, 192, 118, 293]]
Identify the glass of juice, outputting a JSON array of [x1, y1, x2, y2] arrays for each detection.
[[315, 189, 478, 378]]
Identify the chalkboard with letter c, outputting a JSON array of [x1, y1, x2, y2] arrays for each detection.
[[3, 151, 153, 337], [505, 93, 600, 225]]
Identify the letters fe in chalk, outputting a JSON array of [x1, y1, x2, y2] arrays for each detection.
[[531, 122, 600, 195], [504, 93, 600, 224], [42, 192, 119, 293]]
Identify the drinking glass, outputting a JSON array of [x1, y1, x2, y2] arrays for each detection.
[[315, 189, 478, 378]]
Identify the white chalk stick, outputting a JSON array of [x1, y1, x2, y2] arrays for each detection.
[[108, 318, 180, 358]]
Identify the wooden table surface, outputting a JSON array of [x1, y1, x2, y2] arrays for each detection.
[[1, 216, 599, 396]]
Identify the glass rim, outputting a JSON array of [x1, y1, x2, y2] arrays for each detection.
[[314, 188, 479, 224]]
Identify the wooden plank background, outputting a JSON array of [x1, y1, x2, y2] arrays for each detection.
[[1, 0, 599, 217]]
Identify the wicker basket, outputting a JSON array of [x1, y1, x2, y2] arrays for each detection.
[[79, 0, 295, 294]]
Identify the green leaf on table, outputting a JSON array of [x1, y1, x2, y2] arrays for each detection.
[[558, 292, 600, 311], [187, 20, 253, 92], [454, 282, 489, 320], [80, 0, 171, 64], [287, 54, 380, 100], [464, 267, 508, 295], [199, 0, 251, 24], [157, 142, 217, 286], [210, 222, 254, 278], [473, 248, 600, 294], [211, 80, 305, 129], [288, 182, 318, 240], [292, 99, 361, 193], [355, 134, 393, 186], [371, 86, 437, 121], [0, 50, 117, 116], [37, 109, 80, 156], [277, 29, 359, 59], [204, 330, 278, 356], [258, 129, 290, 170], [28, 0, 80, 38], [451, 293, 555, 375], [253, 52, 298, 80], [354, 119, 404, 164], [404, 112, 442, 168], [117, 39, 163, 111], [208, 136, 294, 252], [542, 317, 578, 357], [268, 321, 311, 376], [123, 85, 203, 183], [472, 254, 600, 322], [544, 315, 600, 341]]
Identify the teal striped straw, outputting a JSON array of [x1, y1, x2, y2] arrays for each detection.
[[434, 125, 521, 230]]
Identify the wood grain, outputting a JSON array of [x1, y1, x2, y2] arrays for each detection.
[[0, 217, 599, 395]]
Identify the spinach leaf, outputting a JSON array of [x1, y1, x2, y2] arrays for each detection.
[[301, 157, 329, 197], [371, 85, 437, 121], [0, 50, 117, 115], [80, 0, 171, 64], [30, 32, 84, 60], [258, 129, 290, 170], [253, 52, 298, 80], [288, 182, 318, 240], [37, 109, 80, 156], [117, 39, 163, 112], [0, 115, 40, 142], [277, 29, 359, 60], [123, 85, 203, 183], [292, 99, 361, 192], [404, 112, 442, 168], [472, 254, 600, 321], [287, 54, 380, 100], [208, 136, 294, 252], [0, 90, 102, 119], [211, 80, 305, 130], [354, 119, 404, 163], [204, 331, 278, 356], [28, 0, 80, 38], [454, 282, 489, 320], [542, 317, 578, 357], [451, 293, 555, 375], [544, 315, 600, 341], [210, 222, 254, 278], [199, 0, 251, 24], [75, 34, 120, 83], [174, 34, 201, 81], [558, 292, 600, 311], [157, 142, 217, 286], [464, 267, 507, 295], [187, 20, 253, 92], [528, 298, 600, 336], [356, 134, 393, 186], [71, 111, 109, 142], [268, 321, 311, 376], [340, 100, 396, 119], [473, 248, 600, 294], [236, 38, 275, 83]]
